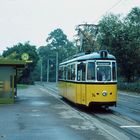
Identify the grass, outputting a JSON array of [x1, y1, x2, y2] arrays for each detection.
[[17, 84, 29, 89]]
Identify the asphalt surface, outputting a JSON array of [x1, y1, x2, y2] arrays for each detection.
[[42, 82, 140, 140], [0, 84, 111, 140]]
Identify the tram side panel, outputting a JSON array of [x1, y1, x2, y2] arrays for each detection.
[[76, 83, 86, 105], [58, 81, 67, 98], [63, 81, 67, 98], [66, 82, 77, 103], [58, 81, 63, 97]]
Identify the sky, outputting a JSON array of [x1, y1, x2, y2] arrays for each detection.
[[0, 0, 140, 53]]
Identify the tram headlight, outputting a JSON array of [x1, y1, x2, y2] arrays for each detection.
[[102, 91, 107, 96]]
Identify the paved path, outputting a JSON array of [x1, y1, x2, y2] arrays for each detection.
[[0, 85, 107, 140]]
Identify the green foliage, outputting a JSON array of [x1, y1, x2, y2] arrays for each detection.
[[46, 28, 68, 51], [17, 84, 29, 89], [2, 42, 39, 84], [33, 28, 77, 82], [98, 7, 140, 82], [46, 28, 77, 61], [118, 82, 140, 93]]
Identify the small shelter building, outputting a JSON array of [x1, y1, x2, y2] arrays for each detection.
[[0, 59, 26, 103]]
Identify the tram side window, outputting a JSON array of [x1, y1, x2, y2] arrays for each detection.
[[77, 62, 86, 81], [63, 66, 66, 80], [87, 62, 95, 80], [66, 64, 75, 80], [67, 65, 71, 80], [112, 62, 117, 81], [71, 64, 75, 80], [58, 67, 63, 80]]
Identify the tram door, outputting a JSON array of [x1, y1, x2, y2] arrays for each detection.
[[77, 62, 86, 105], [81, 84, 86, 104]]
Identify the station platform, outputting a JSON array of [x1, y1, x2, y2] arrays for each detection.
[[0, 84, 107, 140]]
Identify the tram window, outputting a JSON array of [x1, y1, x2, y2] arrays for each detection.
[[58, 67, 63, 80], [67, 65, 71, 80], [97, 66, 111, 81], [112, 62, 117, 81], [64, 66, 66, 80], [77, 62, 86, 81], [71, 64, 75, 80], [87, 62, 95, 80]]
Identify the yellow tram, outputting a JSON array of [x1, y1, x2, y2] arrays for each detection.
[[58, 50, 117, 108]]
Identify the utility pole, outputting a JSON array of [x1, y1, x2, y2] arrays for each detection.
[[56, 52, 58, 83], [75, 23, 98, 53], [47, 59, 49, 83], [40, 58, 43, 83]]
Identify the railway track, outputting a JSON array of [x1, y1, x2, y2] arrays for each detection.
[[91, 111, 140, 140], [38, 83, 140, 140]]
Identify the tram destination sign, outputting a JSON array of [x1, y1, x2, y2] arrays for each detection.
[[97, 62, 111, 65]]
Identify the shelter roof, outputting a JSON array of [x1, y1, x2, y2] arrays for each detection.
[[0, 59, 26, 68]]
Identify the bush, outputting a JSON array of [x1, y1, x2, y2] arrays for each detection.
[[118, 82, 140, 93]]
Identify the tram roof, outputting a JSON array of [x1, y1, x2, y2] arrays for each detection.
[[60, 51, 116, 65]]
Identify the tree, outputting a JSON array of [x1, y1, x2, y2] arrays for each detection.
[[46, 28, 77, 61], [123, 7, 140, 81], [98, 7, 140, 82], [35, 28, 77, 82], [2, 42, 39, 84], [98, 13, 123, 53]]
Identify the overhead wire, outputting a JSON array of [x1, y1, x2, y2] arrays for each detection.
[[93, 0, 123, 23], [106, 0, 123, 13]]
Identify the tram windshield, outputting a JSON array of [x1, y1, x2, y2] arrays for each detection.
[[97, 66, 111, 81], [87, 61, 117, 82]]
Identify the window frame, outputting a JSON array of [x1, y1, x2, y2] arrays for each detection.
[[112, 61, 117, 82], [66, 62, 76, 81], [76, 61, 86, 82], [86, 60, 96, 82], [59, 60, 117, 83], [58, 66, 63, 80], [95, 60, 117, 83]]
